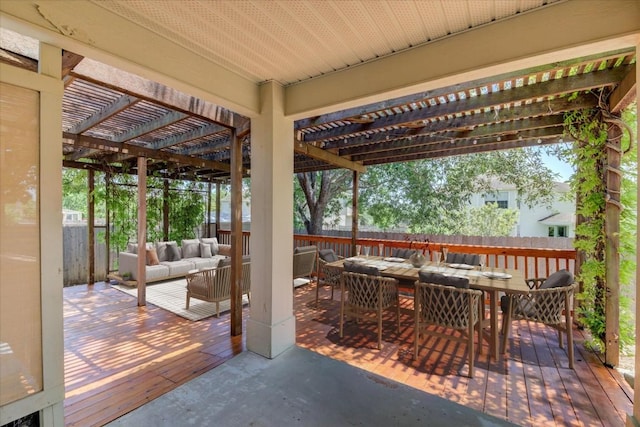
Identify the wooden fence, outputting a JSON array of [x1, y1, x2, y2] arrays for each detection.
[[219, 229, 576, 280], [63, 224, 110, 286]]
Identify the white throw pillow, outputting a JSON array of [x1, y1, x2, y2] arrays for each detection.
[[200, 243, 213, 258], [181, 239, 200, 258], [200, 237, 219, 255]]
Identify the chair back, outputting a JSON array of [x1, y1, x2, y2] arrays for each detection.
[[516, 283, 577, 324], [293, 245, 317, 279], [341, 271, 397, 310], [186, 265, 231, 299], [415, 277, 481, 330], [445, 252, 480, 265], [391, 248, 417, 259]]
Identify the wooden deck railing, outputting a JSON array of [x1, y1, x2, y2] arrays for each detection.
[[218, 230, 576, 279]]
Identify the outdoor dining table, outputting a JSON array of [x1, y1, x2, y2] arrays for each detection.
[[326, 255, 530, 359]]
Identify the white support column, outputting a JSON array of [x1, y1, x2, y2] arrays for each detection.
[[247, 81, 296, 358]]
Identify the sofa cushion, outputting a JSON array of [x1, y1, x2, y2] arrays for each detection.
[[156, 241, 177, 262], [200, 243, 213, 258], [146, 248, 160, 266], [200, 237, 220, 255], [146, 264, 170, 281], [181, 239, 200, 258], [167, 242, 181, 261], [188, 256, 223, 270], [160, 260, 195, 277]]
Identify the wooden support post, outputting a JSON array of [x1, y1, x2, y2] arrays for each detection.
[[105, 172, 111, 279], [163, 179, 170, 241], [215, 181, 221, 239], [230, 128, 243, 336], [137, 156, 147, 306], [88, 169, 95, 285], [207, 181, 212, 238], [351, 170, 359, 255], [604, 122, 622, 367]]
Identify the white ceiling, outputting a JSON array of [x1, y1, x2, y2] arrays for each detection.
[[91, 0, 562, 86]]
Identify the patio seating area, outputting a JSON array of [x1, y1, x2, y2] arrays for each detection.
[[63, 279, 633, 427]]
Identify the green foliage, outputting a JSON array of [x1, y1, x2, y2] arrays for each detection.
[[359, 148, 556, 234], [458, 203, 519, 236], [62, 169, 208, 251], [563, 103, 637, 353]]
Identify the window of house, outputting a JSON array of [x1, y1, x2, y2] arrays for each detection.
[[548, 227, 555, 237], [484, 191, 508, 209], [557, 226, 567, 237]]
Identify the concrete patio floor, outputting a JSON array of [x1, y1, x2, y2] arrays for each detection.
[[106, 346, 516, 427]]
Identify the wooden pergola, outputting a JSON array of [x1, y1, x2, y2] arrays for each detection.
[[2, 42, 636, 364]]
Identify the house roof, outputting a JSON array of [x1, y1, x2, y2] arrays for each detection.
[[0, 1, 636, 181], [539, 212, 576, 226]]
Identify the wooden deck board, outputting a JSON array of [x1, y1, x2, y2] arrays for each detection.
[[63, 282, 633, 427]]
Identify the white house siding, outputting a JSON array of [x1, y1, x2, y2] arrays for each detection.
[[469, 181, 575, 238]]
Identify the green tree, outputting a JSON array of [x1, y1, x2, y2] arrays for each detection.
[[359, 148, 556, 234], [295, 170, 352, 234], [458, 203, 519, 236]]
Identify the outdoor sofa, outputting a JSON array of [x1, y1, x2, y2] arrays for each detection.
[[118, 237, 232, 283]]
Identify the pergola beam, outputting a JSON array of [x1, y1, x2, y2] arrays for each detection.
[[302, 66, 632, 143], [294, 141, 366, 173], [71, 58, 247, 129], [63, 132, 233, 173], [609, 63, 636, 113], [294, 48, 634, 130], [323, 94, 598, 151]]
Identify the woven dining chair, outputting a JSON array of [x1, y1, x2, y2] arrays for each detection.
[[500, 269, 576, 368], [316, 248, 343, 306], [414, 271, 482, 378], [339, 265, 400, 350]]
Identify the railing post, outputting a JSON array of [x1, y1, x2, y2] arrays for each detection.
[[351, 170, 359, 255]]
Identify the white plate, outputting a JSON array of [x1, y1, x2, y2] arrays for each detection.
[[448, 263, 475, 270], [383, 257, 406, 262], [482, 271, 512, 279]]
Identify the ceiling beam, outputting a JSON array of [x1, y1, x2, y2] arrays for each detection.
[[63, 132, 234, 173], [303, 66, 631, 143], [294, 141, 366, 173], [285, 0, 640, 118], [609, 63, 636, 113]]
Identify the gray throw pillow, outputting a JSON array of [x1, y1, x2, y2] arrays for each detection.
[[167, 242, 181, 261], [200, 243, 213, 258], [343, 261, 380, 276], [540, 269, 574, 289], [218, 257, 232, 268], [155, 241, 176, 262], [319, 249, 339, 262]]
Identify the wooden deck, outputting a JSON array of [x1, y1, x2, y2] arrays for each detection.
[[63, 282, 633, 427]]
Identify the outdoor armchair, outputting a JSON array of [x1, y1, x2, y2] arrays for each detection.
[[339, 265, 400, 350], [316, 248, 343, 306], [500, 269, 575, 368], [293, 245, 318, 287], [185, 257, 251, 317], [414, 271, 482, 378]]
